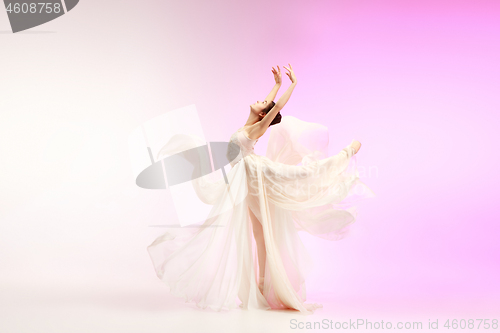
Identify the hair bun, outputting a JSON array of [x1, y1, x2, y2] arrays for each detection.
[[270, 111, 282, 126], [262, 101, 282, 127]]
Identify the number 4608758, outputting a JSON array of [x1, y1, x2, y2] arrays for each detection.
[[444, 319, 498, 330], [6, 3, 62, 14]]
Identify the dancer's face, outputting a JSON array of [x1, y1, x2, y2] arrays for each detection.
[[250, 100, 269, 118]]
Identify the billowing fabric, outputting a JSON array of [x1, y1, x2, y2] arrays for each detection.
[[147, 115, 375, 315]]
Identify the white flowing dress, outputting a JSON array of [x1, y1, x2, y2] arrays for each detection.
[[147, 115, 375, 315]]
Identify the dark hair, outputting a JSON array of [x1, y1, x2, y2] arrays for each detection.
[[260, 101, 281, 127]]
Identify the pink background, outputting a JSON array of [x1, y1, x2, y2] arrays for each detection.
[[1, 0, 498, 331]]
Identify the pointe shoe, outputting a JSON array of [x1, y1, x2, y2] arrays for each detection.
[[350, 140, 361, 154]]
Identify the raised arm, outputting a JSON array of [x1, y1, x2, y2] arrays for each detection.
[[259, 64, 297, 129], [264, 66, 282, 102]]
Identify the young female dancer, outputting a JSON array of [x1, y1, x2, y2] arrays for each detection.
[[148, 64, 373, 315]]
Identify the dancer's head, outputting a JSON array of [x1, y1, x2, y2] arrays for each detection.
[[250, 100, 281, 127]]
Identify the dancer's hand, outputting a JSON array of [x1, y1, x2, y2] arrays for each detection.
[[283, 64, 297, 84], [272, 66, 282, 85]]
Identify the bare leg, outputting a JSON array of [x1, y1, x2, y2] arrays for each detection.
[[248, 206, 266, 293]]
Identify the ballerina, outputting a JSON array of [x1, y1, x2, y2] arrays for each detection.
[[147, 64, 374, 315]]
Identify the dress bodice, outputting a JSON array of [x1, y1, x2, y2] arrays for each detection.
[[226, 127, 259, 167]]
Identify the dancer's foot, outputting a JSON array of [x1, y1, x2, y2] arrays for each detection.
[[258, 276, 264, 294], [350, 140, 361, 154]]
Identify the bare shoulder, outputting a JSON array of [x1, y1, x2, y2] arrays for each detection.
[[243, 122, 267, 140]]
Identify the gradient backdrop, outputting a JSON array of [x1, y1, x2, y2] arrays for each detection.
[[1, 0, 499, 332]]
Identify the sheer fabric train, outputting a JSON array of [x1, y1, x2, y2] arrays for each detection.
[[147, 115, 375, 315]]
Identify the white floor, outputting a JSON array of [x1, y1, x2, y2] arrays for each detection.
[[1, 282, 497, 333]]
